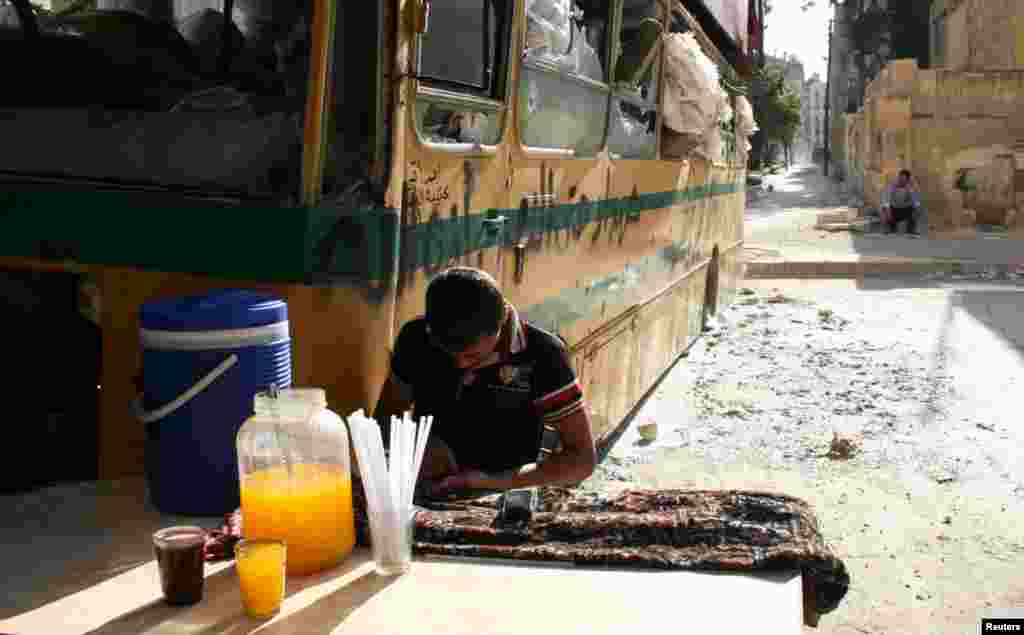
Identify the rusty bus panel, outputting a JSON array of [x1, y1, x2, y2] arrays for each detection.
[[572, 313, 635, 443]]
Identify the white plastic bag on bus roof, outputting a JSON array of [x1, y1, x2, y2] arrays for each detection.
[[525, 0, 604, 81], [575, 24, 604, 80], [608, 98, 655, 158], [526, 0, 573, 69], [0, 3, 20, 28], [697, 129, 724, 162], [735, 95, 758, 138], [531, 0, 567, 25], [697, 99, 735, 162], [720, 99, 734, 127], [661, 32, 725, 138]]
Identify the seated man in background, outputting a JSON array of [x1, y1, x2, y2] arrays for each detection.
[[374, 267, 596, 497], [881, 169, 922, 235]]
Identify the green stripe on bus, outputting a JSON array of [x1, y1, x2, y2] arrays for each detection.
[[0, 183, 741, 284]]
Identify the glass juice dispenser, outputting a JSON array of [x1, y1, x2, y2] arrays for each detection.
[[237, 387, 356, 576]]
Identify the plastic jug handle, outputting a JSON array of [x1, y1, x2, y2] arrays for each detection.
[[135, 354, 239, 425]]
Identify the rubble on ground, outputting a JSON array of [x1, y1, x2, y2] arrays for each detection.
[[827, 432, 861, 460], [597, 287, 971, 482], [586, 279, 1024, 502]]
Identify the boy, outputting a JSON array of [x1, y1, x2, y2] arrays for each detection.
[[374, 267, 596, 496]]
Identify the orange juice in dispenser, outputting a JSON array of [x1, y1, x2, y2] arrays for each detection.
[[237, 387, 355, 576]]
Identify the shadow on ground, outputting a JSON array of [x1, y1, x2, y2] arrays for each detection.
[[856, 276, 1024, 357]]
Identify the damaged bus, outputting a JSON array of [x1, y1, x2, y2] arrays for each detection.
[[0, 0, 753, 488]]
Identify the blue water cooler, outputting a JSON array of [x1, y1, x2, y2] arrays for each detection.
[[139, 290, 292, 515]]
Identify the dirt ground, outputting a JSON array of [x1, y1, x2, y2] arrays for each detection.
[[583, 275, 1024, 634]]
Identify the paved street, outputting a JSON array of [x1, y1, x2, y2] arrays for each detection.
[[745, 166, 854, 223], [585, 167, 1024, 633]]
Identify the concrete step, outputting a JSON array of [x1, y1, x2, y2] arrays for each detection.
[[814, 220, 873, 233], [744, 257, 975, 279], [814, 210, 860, 226]]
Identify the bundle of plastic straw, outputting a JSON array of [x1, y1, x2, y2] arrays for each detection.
[[346, 409, 433, 575]]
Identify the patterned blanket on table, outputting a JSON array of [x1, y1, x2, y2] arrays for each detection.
[[205, 486, 850, 620]]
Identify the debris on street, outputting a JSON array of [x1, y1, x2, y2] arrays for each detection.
[[589, 279, 1024, 498], [827, 432, 860, 460], [764, 292, 796, 304]]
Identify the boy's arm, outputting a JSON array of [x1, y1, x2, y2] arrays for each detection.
[[349, 373, 415, 482], [458, 407, 596, 491], [372, 373, 414, 429], [372, 322, 421, 441]]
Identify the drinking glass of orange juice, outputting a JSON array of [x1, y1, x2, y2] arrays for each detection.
[[235, 539, 286, 619]]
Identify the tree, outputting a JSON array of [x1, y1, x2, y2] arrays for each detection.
[[748, 63, 802, 169], [773, 89, 802, 167]]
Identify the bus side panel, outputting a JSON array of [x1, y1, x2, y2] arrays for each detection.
[[568, 158, 738, 448], [709, 164, 747, 307], [384, 154, 744, 454], [569, 315, 635, 443], [501, 158, 687, 342], [391, 142, 514, 331], [499, 152, 738, 447], [497, 155, 612, 316], [388, 0, 749, 454]]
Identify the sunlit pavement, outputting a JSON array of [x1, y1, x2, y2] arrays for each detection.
[[594, 276, 1024, 634], [746, 164, 842, 222]]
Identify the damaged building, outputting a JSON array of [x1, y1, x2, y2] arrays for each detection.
[[833, 0, 1024, 235]]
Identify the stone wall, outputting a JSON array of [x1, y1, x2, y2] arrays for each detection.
[[829, 117, 847, 181], [933, 0, 1022, 71], [843, 112, 865, 199], [842, 58, 1024, 232]]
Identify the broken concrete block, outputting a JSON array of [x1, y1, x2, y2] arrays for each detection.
[[815, 221, 871, 233], [637, 422, 658, 442], [957, 208, 978, 228]]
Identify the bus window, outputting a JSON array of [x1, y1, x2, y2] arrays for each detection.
[[608, 0, 663, 159], [518, 0, 610, 156], [322, 1, 386, 198], [416, 101, 503, 145], [0, 1, 22, 27], [0, 0, 316, 200], [414, 0, 512, 147], [418, 0, 500, 94]]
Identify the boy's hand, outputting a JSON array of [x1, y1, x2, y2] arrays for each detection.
[[418, 435, 459, 481], [428, 469, 494, 496]]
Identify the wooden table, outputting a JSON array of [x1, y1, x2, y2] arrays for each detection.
[[1, 480, 804, 634]]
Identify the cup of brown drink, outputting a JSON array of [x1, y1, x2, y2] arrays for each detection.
[[153, 526, 206, 605]]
